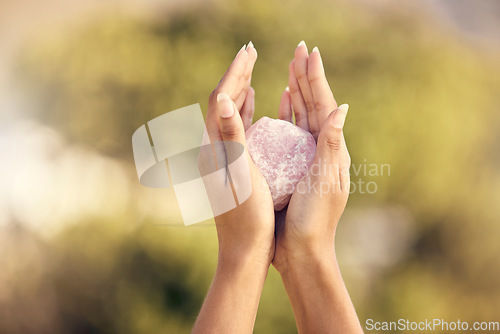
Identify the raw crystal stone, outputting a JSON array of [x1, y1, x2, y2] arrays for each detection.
[[246, 117, 316, 210]]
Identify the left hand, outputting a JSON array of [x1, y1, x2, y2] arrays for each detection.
[[202, 42, 275, 267]]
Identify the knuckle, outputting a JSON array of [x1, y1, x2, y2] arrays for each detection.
[[325, 136, 342, 151], [314, 99, 328, 111], [295, 72, 307, 82], [288, 84, 300, 94], [305, 100, 316, 113], [220, 127, 240, 140], [307, 74, 322, 84]]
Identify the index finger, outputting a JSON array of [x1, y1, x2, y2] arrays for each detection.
[[217, 45, 249, 99], [206, 45, 249, 142], [307, 47, 337, 128]]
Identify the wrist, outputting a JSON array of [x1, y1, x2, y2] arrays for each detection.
[[275, 242, 337, 277], [215, 249, 271, 292], [218, 244, 273, 272], [277, 244, 363, 334], [279, 253, 341, 304]]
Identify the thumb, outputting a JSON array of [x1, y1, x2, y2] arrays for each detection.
[[316, 104, 349, 165], [217, 93, 247, 144], [216, 93, 253, 204]]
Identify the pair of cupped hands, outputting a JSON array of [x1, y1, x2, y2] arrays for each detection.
[[205, 41, 351, 274]]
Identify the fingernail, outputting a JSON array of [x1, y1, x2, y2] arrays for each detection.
[[239, 44, 246, 53], [338, 104, 349, 113], [332, 104, 349, 129], [217, 93, 234, 118], [247, 41, 254, 50], [298, 40, 306, 47], [285, 86, 289, 92], [312, 46, 319, 53]]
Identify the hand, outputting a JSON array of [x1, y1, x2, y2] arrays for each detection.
[[203, 42, 275, 266], [273, 41, 351, 271], [193, 43, 275, 334], [272, 41, 362, 334]]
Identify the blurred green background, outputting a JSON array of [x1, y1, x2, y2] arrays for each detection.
[[1, 0, 499, 333]]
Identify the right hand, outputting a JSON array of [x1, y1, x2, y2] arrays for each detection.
[[273, 41, 351, 273]]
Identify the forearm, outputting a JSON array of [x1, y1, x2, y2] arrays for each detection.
[[280, 253, 363, 334], [192, 252, 269, 334]]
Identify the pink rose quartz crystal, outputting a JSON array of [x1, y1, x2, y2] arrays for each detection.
[[245, 117, 316, 210]]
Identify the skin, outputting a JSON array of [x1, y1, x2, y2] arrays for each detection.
[[192, 43, 275, 334], [274, 42, 363, 334], [193, 41, 363, 334]]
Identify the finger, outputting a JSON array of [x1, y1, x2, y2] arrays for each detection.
[[235, 42, 258, 110], [217, 93, 247, 144], [295, 41, 319, 138], [278, 86, 293, 123], [203, 93, 251, 212], [206, 45, 248, 143], [240, 86, 255, 130], [308, 46, 337, 128], [218, 45, 249, 99], [288, 60, 309, 131], [315, 104, 349, 191]]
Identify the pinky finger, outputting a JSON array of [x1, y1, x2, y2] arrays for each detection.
[[278, 87, 293, 123]]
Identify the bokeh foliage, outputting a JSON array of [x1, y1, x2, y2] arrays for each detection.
[[4, 0, 500, 332]]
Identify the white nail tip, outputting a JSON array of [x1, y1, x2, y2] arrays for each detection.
[[338, 104, 349, 112], [312, 46, 319, 53], [298, 40, 306, 47]]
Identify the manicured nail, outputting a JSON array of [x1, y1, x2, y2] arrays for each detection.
[[338, 104, 349, 113], [285, 86, 289, 92], [247, 41, 254, 50], [217, 93, 235, 118], [235, 45, 246, 59], [312, 46, 319, 53], [332, 104, 349, 128], [297, 40, 308, 53]]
